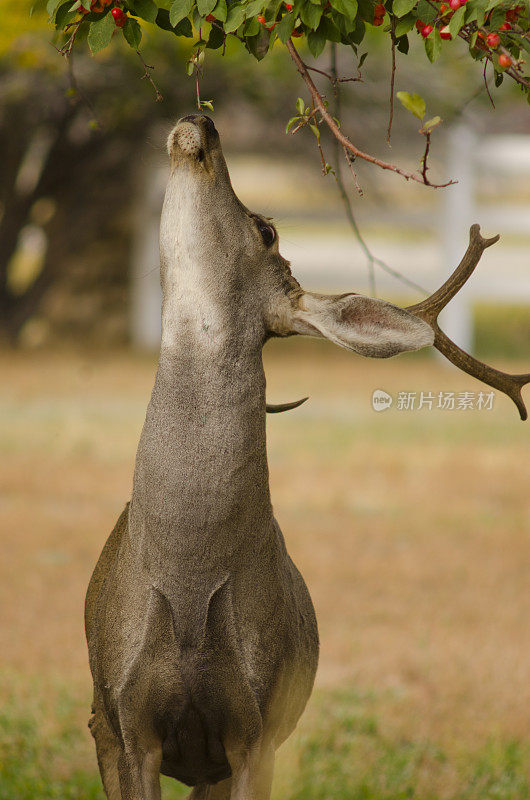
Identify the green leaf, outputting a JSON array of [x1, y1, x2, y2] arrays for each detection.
[[307, 27, 326, 55], [55, 1, 78, 27], [309, 123, 320, 139], [416, 0, 436, 24], [128, 0, 158, 22], [244, 15, 260, 34], [424, 27, 442, 61], [300, 1, 323, 29], [330, 0, 358, 20], [489, 6, 505, 28], [484, 0, 500, 12], [464, 0, 487, 26], [155, 8, 176, 30], [197, 0, 216, 16], [520, 37, 530, 55], [348, 16, 365, 42], [396, 90, 426, 119], [174, 15, 193, 34], [356, 0, 373, 20], [276, 10, 296, 40], [448, 5, 465, 38], [87, 12, 116, 54], [396, 33, 409, 53], [169, 0, 194, 25], [201, 99, 214, 110], [296, 97, 305, 114], [212, 0, 227, 21], [123, 16, 143, 46], [394, 12, 414, 36], [333, 8, 356, 32], [47, 0, 63, 17], [245, 28, 270, 59], [392, 0, 416, 17], [422, 115, 441, 131], [286, 116, 299, 132], [225, 3, 245, 31], [245, 0, 264, 16], [318, 15, 341, 41]]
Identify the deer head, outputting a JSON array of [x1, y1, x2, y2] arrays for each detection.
[[163, 115, 433, 356], [163, 115, 529, 419]]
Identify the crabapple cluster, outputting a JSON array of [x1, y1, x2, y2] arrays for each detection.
[[415, 0, 526, 71], [79, 0, 128, 27]]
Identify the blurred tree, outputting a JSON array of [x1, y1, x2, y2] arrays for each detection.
[[0, 0, 528, 344]]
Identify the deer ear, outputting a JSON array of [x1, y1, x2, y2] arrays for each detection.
[[291, 293, 434, 358]]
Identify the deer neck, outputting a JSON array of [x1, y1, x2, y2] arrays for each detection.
[[129, 270, 273, 564]]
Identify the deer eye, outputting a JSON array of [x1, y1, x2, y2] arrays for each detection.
[[256, 219, 276, 247]]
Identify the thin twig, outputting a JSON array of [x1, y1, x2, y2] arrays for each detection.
[[483, 58, 495, 109], [387, 15, 396, 145], [290, 107, 319, 135], [342, 147, 363, 197], [305, 64, 362, 84], [286, 38, 456, 188], [136, 49, 163, 101], [67, 51, 101, 127], [421, 130, 431, 184], [57, 19, 83, 58], [212, 20, 245, 43], [328, 43, 430, 299]]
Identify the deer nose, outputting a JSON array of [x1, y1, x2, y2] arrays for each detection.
[[169, 115, 219, 160], [179, 114, 217, 136]]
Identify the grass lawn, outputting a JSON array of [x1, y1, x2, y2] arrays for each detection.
[[1, 341, 529, 798]]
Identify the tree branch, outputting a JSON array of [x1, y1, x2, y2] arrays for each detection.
[[136, 49, 163, 102], [387, 15, 396, 145], [328, 44, 429, 299], [286, 38, 455, 188]]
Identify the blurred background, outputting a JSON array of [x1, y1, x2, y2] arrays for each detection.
[[1, 0, 529, 797]]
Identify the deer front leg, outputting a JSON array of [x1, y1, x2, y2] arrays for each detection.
[[117, 741, 163, 800], [188, 777, 232, 800], [89, 699, 122, 800], [229, 743, 275, 800]]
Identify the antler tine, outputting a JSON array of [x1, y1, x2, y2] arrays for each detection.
[[407, 224, 500, 325], [406, 225, 530, 421]]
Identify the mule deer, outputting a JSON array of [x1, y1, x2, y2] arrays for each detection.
[[85, 114, 530, 800]]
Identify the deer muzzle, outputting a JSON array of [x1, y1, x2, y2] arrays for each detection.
[[167, 115, 218, 160]]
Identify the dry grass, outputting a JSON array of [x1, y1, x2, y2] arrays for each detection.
[[1, 342, 529, 795]]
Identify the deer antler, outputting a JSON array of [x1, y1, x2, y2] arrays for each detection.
[[406, 224, 530, 420]]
